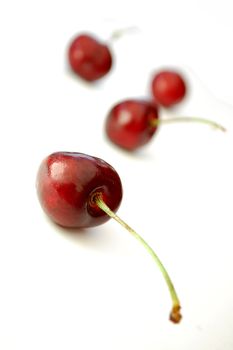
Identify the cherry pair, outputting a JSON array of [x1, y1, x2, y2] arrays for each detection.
[[67, 32, 185, 107], [68, 33, 186, 106]]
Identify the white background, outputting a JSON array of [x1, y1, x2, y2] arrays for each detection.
[[0, 1, 233, 349]]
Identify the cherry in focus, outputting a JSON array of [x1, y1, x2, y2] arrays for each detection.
[[151, 70, 187, 107], [36, 151, 182, 323], [68, 34, 113, 82], [105, 99, 159, 151], [36, 152, 122, 228]]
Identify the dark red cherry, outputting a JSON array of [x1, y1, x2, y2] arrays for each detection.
[[105, 99, 226, 151], [105, 100, 159, 151], [151, 70, 186, 107], [36, 151, 182, 323], [36, 152, 122, 228], [68, 34, 113, 81]]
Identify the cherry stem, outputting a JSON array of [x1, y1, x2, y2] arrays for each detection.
[[108, 26, 139, 42], [94, 194, 182, 324], [151, 116, 226, 132]]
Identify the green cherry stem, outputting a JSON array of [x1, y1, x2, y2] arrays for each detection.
[[94, 193, 182, 324], [151, 116, 226, 132], [108, 26, 139, 42]]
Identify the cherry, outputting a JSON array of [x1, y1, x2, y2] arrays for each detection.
[[105, 99, 226, 151], [36, 152, 122, 228], [37, 151, 182, 323], [151, 70, 187, 107], [68, 34, 112, 82], [105, 100, 159, 151]]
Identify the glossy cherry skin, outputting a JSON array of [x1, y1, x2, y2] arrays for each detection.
[[36, 152, 123, 228], [105, 100, 159, 151], [151, 70, 186, 107], [68, 34, 113, 81]]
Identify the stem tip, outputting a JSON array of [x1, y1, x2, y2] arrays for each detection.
[[170, 305, 182, 324]]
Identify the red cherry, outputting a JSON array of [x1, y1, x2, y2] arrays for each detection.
[[105, 100, 159, 150], [36, 151, 182, 323], [151, 70, 187, 107], [68, 34, 112, 81], [105, 99, 226, 151], [36, 152, 122, 228]]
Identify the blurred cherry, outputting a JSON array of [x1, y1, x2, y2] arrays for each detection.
[[151, 70, 186, 107]]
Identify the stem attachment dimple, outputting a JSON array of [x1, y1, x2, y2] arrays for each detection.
[[150, 116, 226, 132], [94, 193, 182, 324]]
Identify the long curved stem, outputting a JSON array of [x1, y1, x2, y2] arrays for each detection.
[[95, 194, 182, 324], [151, 116, 226, 132]]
